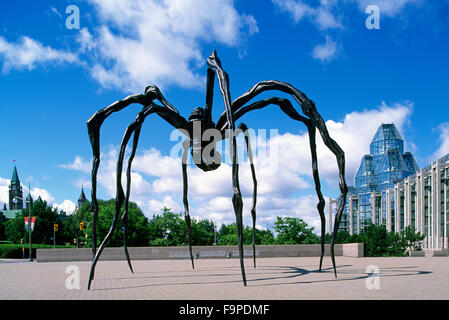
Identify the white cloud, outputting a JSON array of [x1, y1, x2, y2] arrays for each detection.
[[0, 1, 257, 92], [312, 101, 414, 187], [83, 0, 258, 92], [54, 199, 77, 215], [49, 6, 63, 19], [76, 28, 95, 53], [147, 196, 183, 215], [59, 156, 91, 173], [273, 0, 421, 64], [430, 122, 449, 161], [29, 187, 55, 204], [272, 0, 343, 30], [0, 177, 61, 209], [311, 34, 339, 63], [0, 36, 78, 72], [353, 0, 421, 17], [0, 178, 10, 206]]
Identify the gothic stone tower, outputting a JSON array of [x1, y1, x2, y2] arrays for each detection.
[[9, 166, 23, 210]]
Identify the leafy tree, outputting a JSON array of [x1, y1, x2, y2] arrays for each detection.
[[218, 223, 275, 245], [90, 199, 149, 247], [148, 208, 219, 246], [356, 224, 407, 257], [5, 200, 63, 245], [0, 220, 6, 241], [273, 217, 320, 244], [324, 230, 360, 244], [5, 212, 25, 244], [191, 218, 215, 245], [401, 225, 426, 251], [148, 208, 188, 246]]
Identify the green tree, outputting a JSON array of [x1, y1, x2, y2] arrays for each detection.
[[5, 200, 63, 245], [5, 212, 25, 243], [148, 208, 225, 246], [148, 208, 188, 246], [218, 223, 275, 245], [273, 217, 320, 244], [91, 199, 149, 247], [191, 219, 215, 245], [356, 224, 407, 257], [401, 225, 426, 251]]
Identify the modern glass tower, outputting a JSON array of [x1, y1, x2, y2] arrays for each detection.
[[338, 123, 419, 234]]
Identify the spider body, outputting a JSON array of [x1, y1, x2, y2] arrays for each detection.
[[188, 107, 222, 172], [86, 50, 348, 290]]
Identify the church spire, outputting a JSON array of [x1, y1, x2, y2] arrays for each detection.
[[9, 162, 23, 210], [78, 185, 87, 207], [11, 166, 20, 190]]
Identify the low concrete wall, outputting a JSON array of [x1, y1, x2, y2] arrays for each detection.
[[409, 250, 425, 257], [36, 243, 364, 262], [424, 249, 449, 257]]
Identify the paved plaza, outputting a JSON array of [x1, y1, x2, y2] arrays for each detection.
[[0, 256, 448, 300]]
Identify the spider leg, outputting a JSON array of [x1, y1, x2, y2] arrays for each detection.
[[181, 139, 195, 269], [208, 50, 247, 286], [87, 104, 189, 290], [223, 96, 332, 273], [120, 124, 143, 274], [86, 84, 184, 281], [305, 122, 327, 272], [87, 94, 146, 259], [217, 81, 348, 278], [87, 86, 181, 259], [234, 123, 258, 269]]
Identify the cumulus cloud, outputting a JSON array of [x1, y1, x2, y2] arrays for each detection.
[[272, 0, 343, 30], [0, 36, 78, 72], [430, 122, 449, 161], [311, 34, 339, 63], [53, 199, 77, 215], [0, 178, 10, 206], [82, 0, 258, 92], [0, 0, 257, 92], [0, 176, 75, 215], [273, 0, 421, 64], [59, 156, 91, 173], [311, 101, 414, 187]]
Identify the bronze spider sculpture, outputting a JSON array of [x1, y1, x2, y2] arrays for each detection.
[[86, 50, 348, 290]]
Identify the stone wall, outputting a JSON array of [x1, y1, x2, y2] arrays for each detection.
[[36, 243, 364, 262]]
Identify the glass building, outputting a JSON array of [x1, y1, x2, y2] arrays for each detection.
[[328, 123, 449, 249]]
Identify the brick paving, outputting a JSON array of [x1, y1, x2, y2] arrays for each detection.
[[0, 256, 448, 300]]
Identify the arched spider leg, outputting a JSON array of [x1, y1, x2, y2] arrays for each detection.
[[87, 104, 189, 290], [181, 139, 195, 270], [207, 50, 247, 286], [121, 124, 143, 274], [231, 123, 258, 269], [305, 122, 327, 271], [217, 81, 348, 278], [219, 96, 328, 272], [87, 94, 145, 259], [87, 85, 181, 259]]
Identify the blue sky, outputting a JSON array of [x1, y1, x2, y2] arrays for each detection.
[[1, 0, 448, 233]]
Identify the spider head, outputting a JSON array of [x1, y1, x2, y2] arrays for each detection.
[[188, 107, 205, 122], [188, 107, 221, 171]]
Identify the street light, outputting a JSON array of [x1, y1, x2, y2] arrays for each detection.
[[13, 186, 32, 261]]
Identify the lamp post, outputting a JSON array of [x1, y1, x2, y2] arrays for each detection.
[[13, 185, 32, 261]]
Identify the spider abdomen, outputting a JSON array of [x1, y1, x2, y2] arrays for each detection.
[[188, 107, 222, 172]]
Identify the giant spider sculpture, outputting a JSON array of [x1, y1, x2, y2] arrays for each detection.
[[86, 50, 348, 290]]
